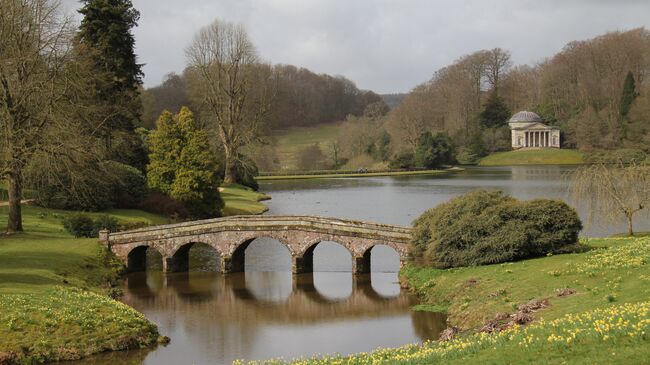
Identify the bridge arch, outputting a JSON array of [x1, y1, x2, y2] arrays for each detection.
[[168, 242, 221, 272], [225, 235, 294, 273], [295, 239, 354, 274], [358, 243, 402, 274], [127, 245, 163, 272]]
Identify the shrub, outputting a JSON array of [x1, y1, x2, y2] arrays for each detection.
[[389, 151, 415, 169], [104, 161, 148, 209], [119, 221, 150, 231], [414, 131, 455, 168], [63, 214, 123, 238], [412, 190, 583, 268], [93, 214, 119, 234], [139, 192, 190, 219], [63, 214, 95, 238], [585, 148, 647, 164]]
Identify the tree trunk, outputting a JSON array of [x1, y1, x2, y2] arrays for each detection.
[[627, 213, 634, 236], [223, 148, 238, 184], [6, 172, 23, 233]]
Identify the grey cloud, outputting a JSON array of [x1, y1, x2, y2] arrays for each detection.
[[60, 0, 650, 93]]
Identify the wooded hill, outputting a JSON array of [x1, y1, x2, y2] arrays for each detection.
[[386, 28, 650, 157], [141, 65, 385, 130]]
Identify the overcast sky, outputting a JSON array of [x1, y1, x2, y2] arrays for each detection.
[[61, 0, 650, 93]]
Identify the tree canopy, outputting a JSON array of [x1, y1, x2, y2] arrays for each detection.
[[147, 108, 224, 218]]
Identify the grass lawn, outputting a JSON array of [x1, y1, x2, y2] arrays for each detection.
[[0, 205, 164, 363], [242, 236, 650, 364], [271, 123, 342, 170], [221, 183, 270, 216], [479, 149, 585, 166]]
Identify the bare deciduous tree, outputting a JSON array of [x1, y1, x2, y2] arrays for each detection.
[[0, 0, 73, 232], [485, 48, 512, 96], [185, 19, 274, 184], [570, 164, 650, 236]]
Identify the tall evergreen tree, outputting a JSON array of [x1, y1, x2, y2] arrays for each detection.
[[76, 0, 145, 168], [479, 92, 511, 128], [620, 71, 638, 119]]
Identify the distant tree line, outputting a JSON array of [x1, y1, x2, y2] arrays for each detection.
[[141, 66, 384, 131]]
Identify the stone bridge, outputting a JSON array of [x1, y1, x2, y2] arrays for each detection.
[[100, 215, 412, 274]]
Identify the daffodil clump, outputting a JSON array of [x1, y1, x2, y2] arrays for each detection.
[[569, 237, 650, 275], [240, 301, 650, 365], [0, 286, 159, 363]]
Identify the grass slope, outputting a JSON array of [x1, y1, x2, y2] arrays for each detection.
[[221, 184, 270, 216], [272, 123, 342, 170], [479, 149, 584, 166], [0, 206, 164, 363], [242, 236, 650, 364]]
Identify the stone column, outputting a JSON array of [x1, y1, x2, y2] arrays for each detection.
[[98, 230, 110, 245], [292, 255, 314, 274], [524, 132, 527, 147], [220, 255, 245, 274], [352, 256, 371, 275]]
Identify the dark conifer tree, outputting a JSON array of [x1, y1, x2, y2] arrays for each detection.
[[76, 0, 146, 168], [479, 92, 511, 129], [619, 71, 638, 119]]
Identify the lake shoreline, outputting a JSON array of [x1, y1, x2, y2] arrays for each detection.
[[257, 167, 463, 181]]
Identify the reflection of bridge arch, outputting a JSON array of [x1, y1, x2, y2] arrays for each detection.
[[104, 215, 411, 274]]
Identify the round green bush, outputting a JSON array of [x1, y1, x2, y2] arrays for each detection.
[[412, 190, 583, 268], [63, 214, 95, 238]]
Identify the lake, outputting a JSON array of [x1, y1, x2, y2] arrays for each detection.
[[71, 165, 648, 365]]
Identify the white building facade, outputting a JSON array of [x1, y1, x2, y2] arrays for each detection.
[[508, 111, 560, 149]]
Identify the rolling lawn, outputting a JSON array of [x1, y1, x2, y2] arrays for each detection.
[[271, 123, 342, 170], [479, 149, 585, 166]]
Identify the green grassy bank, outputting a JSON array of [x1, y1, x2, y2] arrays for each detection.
[[242, 236, 650, 364], [479, 149, 585, 166], [0, 206, 166, 363], [221, 183, 270, 215]]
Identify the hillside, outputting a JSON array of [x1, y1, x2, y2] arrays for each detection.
[[270, 123, 342, 171]]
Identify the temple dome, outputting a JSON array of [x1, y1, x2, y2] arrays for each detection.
[[509, 111, 543, 123]]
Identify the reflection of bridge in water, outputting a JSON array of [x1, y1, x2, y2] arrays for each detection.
[[71, 272, 445, 365], [123, 272, 438, 325]]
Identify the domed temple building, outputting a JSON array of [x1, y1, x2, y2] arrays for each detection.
[[508, 111, 560, 149]]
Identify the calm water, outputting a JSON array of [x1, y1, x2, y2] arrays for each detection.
[[71, 165, 648, 365]]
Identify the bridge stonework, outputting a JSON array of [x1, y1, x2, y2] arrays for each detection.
[[100, 215, 412, 274]]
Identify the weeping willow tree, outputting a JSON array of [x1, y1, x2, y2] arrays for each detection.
[[569, 164, 650, 236]]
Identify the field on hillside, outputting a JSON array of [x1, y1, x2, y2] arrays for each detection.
[[271, 123, 342, 170], [479, 149, 584, 166]]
